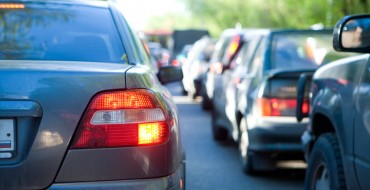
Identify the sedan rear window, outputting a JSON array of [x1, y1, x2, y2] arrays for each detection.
[[0, 3, 125, 63], [271, 33, 332, 69]]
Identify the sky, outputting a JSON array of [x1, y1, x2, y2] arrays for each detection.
[[117, 0, 186, 31]]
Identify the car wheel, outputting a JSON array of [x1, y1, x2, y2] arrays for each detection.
[[304, 133, 346, 190], [188, 90, 197, 100], [181, 83, 188, 95], [239, 117, 255, 175], [191, 91, 197, 100], [201, 93, 212, 110], [211, 109, 227, 141], [200, 82, 213, 110]]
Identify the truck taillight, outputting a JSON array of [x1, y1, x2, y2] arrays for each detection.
[[71, 89, 169, 149], [301, 99, 309, 115]]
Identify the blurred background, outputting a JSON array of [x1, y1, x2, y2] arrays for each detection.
[[116, 1, 370, 189], [118, 0, 370, 67], [119, 0, 369, 37]]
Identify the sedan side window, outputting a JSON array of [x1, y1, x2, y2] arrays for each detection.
[[248, 37, 266, 75], [242, 37, 262, 74], [230, 41, 249, 70]]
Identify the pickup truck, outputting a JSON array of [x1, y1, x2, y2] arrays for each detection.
[[297, 14, 370, 190]]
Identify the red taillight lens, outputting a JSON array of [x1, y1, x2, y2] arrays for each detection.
[[71, 89, 169, 149], [226, 35, 241, 60], [172, 59, 180, 67], [301, 99, 309, 115], [90, 91, 155, 109], [257, 98, 299, 116]]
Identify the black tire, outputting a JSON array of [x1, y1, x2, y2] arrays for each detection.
[[182, 89, 188, 96], [304, 133, 346, 190], [211, 109, 228, 141], [181, 83, 188, 95], [238, 117, 255, 175], [188, 90, 197, 100], [191, 91, 197, 100], [200, 83, 213, 110], [201, 93, 213, 110]]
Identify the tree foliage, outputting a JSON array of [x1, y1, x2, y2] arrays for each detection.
[[177, 0, 370, 37]]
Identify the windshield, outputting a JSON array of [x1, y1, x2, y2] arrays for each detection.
[[0, 3, 125, 63], [271, 33, 333, 69]]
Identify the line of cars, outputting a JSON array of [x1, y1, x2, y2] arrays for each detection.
[[147, 41, 171, 69], [210, 28, 342, 174], [0, 0, 185, 189], [181, 13, 370, 189], [181, 36, 215, 99]]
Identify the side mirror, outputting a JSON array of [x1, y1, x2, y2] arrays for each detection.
[[157, 66, 183, 84], [333, 14, 370, 53], [296, 72, 314, 122]]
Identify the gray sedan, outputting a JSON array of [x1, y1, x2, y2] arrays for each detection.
[[0, 1, 185, 189]]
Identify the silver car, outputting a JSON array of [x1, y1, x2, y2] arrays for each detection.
[[0, 1, 185, 189]]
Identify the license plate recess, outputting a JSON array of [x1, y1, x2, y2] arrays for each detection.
[[0, 119, 15, 159]]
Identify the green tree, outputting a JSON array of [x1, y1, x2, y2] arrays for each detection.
[[178, 0, 370, 37]]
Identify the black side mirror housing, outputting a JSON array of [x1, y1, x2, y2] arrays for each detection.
[[157, 65, 183, 84], [333, 14, 370, 53]]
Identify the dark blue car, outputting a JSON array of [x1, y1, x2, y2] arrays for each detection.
[[298, 14, 370, 190]]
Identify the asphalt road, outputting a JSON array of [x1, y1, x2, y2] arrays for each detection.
[[165, 82, 305, 190]]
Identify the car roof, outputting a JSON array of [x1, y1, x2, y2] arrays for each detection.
[[268, 28, 333, 34], [241, 28, 333, 40]]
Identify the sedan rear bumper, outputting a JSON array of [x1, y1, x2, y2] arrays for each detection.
[[247, 116, 308, 155], [49, 162, 186, 190]]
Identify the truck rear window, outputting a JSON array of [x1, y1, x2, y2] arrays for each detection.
[[0, 3, 125, 63]]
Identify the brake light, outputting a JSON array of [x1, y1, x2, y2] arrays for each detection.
[[301, 99, 309, 115], [338, 78, 349, 85], [226, 35, 241, 61], [0, 3, 25, 9], [257, 98, 300, 116], [71, 89, 169, 149], [172, 59, 180, 67], [138, 122, 167, 144]]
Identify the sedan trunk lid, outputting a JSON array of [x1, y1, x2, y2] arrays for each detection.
[[0, 60, 131, 189]]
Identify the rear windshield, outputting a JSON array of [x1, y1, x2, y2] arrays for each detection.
[[271, 33, 333, 69], [0, 3, 125, 63]]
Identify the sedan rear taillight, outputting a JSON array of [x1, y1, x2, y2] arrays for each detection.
[[256, 98, 309, 116], [256, 74, 310, 117], [71, 89, 169, 149], [226, 35, 241, 61]]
